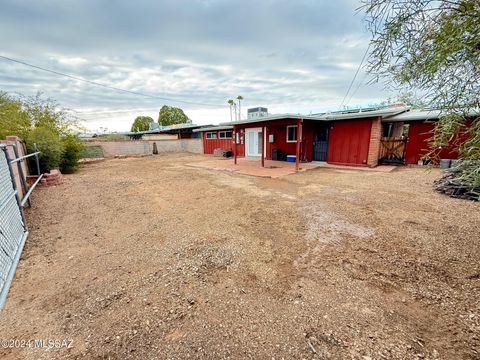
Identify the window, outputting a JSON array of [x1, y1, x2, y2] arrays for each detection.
[[219, 131, 232, 139], [286, 125, 297, 142], [383, 123, 393, 137], [206, 132, 217, 139]]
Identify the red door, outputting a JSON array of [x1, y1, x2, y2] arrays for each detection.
[[327, 119, 372, 166]]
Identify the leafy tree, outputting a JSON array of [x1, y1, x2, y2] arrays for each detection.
[[131, 116, 153, 132], [158, 105, 190, 126], [26, 127, 64, 172], [0, 92, 31, 139], [22, 92, 80, 136], [363, 0, 480, 188], [227, 99, 234, 121], [0, 91, 84, 173]]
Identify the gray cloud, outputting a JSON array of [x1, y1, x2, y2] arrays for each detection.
[[0, 0, 392, 131]]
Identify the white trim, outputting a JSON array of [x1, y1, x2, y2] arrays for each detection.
[[205, 132, 217, 139], [218, 130, 232, 139], [245, 127, 262, 157], [286, 125, 298, 143], [263, 127, 266, 158]]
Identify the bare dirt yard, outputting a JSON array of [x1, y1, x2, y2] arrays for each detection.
[[0, 153, 479, 359]]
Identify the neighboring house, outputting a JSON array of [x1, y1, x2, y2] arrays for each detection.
[[194, 105, 473, 168], [125, 123, 208, 140]]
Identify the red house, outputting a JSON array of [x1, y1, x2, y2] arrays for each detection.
[[195, 106, 472, 169]]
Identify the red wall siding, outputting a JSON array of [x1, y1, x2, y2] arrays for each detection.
[[405, 121, 470, 164], [265, 123, 314, 161], [405, 122, 434, 164], [202, 132, 233, 154], [327, 119, 372, 166], [202, 131, 245, 156], [237, 119, 311, 161]]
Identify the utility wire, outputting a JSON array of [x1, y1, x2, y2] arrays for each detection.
[[0, 54, 226, 108], [74, 107, 159, 115], [344, 73, 367, 107], [339, 43, 370, 108]]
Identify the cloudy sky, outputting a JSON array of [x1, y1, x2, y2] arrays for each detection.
[[0, 0, 394, 132]]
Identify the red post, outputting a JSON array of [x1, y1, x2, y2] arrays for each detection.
[[295, 119, 302, 171], [233, 126, 237, 165], [261, 126, 265, 167]]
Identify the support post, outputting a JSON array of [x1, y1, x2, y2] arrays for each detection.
[[261, 126, 265, 167], [295, 119, 302, 171], [233, 126, 237, 165], [33, 143, 41, 175], [12, 144, 31, 207]]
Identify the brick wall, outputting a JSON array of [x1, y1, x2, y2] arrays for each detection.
[[367, 117, 382, 167], [87, 139, 203, 158]]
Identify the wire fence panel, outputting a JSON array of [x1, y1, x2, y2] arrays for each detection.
[[0, 147, 28, 310]]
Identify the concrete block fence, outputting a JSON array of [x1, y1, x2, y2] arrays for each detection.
[[85, 139, 203, 158]]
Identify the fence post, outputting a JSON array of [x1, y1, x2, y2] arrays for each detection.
[[33, 143, 41, 175], [11, 144, 31, 208]]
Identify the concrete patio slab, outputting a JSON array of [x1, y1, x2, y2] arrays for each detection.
[[187, 158, 398, 178], [187, 158, 320, 178]]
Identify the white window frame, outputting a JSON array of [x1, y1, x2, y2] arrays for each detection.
[[218, 131, 232, 139], [206, 132, 217, 139], [286, 125, 298, 143]]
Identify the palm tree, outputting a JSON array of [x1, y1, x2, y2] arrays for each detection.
[[233, 102, 238, 121], [236, 95, 243, 120], [227, 99, 234, 121]]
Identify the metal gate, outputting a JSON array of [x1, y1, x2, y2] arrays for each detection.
[[0, 145, 29, 309], [313, 125, 329, 161]]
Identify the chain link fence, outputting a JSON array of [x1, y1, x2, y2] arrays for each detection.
[[0, 144, 42, 310]]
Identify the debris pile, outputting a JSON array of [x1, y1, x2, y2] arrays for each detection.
[[434, 161, 480, 201]]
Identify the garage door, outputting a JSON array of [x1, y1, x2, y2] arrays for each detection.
[[327, 119, 372, 166]]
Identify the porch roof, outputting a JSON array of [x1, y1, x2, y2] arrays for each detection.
[[192, 125, 233, 133], [383, 108, 479, 122], [385, 109, 444, 122]]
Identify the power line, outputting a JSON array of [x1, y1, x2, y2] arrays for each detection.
[[339, 43, 370, 108], [0, 54, 226, 108], [344, 73, 367, 107], [74, 107, 159, 115]]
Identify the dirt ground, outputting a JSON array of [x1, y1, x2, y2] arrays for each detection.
[[0, 153, 479, 359]]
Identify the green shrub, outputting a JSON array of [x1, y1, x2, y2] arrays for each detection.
[[60, 135, 85, 173], [26, 127, 64, 173]]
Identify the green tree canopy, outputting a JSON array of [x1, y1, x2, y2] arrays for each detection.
[[0, 92, 32, 139], [158, 105, 190, 126], [0, 91, 84, 173], [363, 0, 480, 189], [131, 116, 153, 132]]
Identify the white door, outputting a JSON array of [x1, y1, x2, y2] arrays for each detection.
[[246, 128, 262, 156]]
